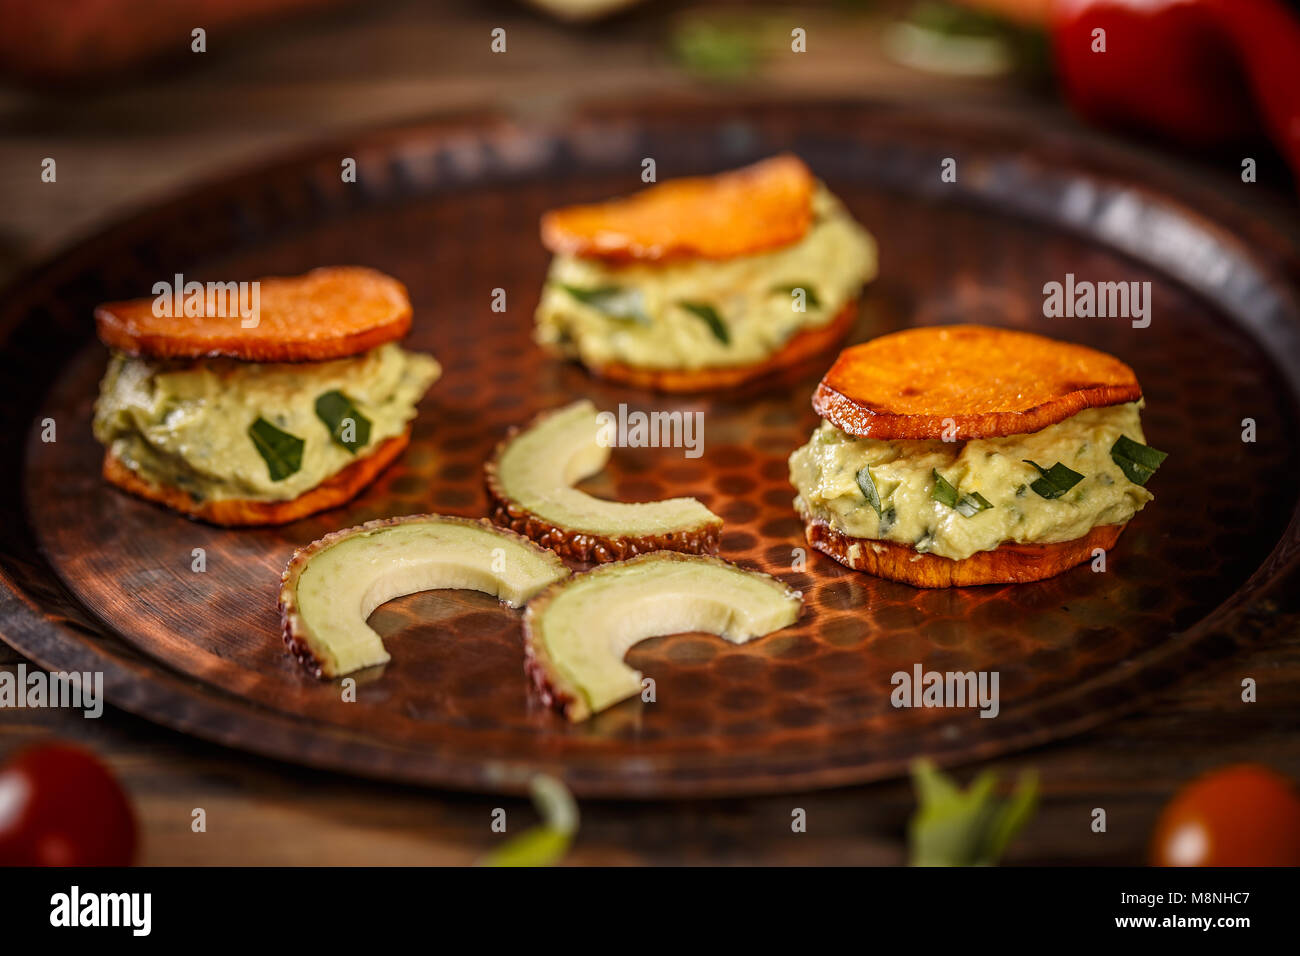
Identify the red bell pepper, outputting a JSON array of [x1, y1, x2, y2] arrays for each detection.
[[1203, 0, 1300, 183], [1052, 0, 1300, 181]]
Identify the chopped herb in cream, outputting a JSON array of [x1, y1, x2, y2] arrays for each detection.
[[93, 343, 439, 502], [789, 402, 1155, 562]]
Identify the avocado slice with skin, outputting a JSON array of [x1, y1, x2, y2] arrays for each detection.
[[523, 551, 802, 721], [485, 400, 722, 562], [280, 514, 570, 678]]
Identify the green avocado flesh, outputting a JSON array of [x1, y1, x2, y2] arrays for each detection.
[[788, 402, 1155, 562], [497, 400, 719, 536], [93, 343, 439, 502], [534, 186, 877, 371], [293, 519, 570, 677], [533, 555, 801, 719]]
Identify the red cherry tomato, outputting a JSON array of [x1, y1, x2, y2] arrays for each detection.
[[1151, 764, 1300, 867], [0, 742, 137, 866]]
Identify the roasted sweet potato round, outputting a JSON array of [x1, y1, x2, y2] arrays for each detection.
[[540, 154, 815, 263], [800, 512, 1125, 587], [94, 266, 411, 362], [813, 324, 1141, 440], [102, 430, 410, 527]]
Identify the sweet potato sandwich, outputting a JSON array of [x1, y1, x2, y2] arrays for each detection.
[[92, 266, 440, 526], [788, 325, 1167, 586], [535, 154, 877, 391]]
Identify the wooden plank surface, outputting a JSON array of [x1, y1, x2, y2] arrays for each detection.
[[4, 632, 1296, 865], [1, 0, 1298, 865]]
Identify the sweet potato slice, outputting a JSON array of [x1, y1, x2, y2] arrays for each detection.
[[800, 509, 1125, 587], [540, 154, 815, 263], [94, 266, 411, 362], [102, 430, 410, 527], [813, 325, 1142, 440], [583, 299, 857, 393]]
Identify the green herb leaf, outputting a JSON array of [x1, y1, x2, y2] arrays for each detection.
[[956, 491, 993, 517], [931, 470, 993, 517], [248, 417, 304, 482], [879, 507, 898, 534], [1023, 459, 1084, 499], [529, 774, 579, 837], [908, 760, 1038, 867], [556, 284, 649, 324], [983, 771, 1040, 862], [856, 465, 884, 517], [314, 390, 372, 454], [677, 300, 730, 344], [478, 775, 578, 868], [1110, 434, 1167, 486], [931, 470, 959, 508], [671, 18, 760, 80], [769, 282, 821, 307]]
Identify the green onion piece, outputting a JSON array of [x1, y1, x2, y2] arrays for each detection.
[[315, 390, 372, 454], [769, 282, 821, 307], [556, 284, 649, 324], [677, 301, 730, 344], [478, 826, 570, 868], [932, 470, 993, 516], [478, 775, 578, 868], [1110, 434, 1168, 486], [856, 465, 884, 517], [530, 775, 578, 836], [1023, 459, 1084, 499], [908, 760, 1038, 867], [248, 417, 304, 482]]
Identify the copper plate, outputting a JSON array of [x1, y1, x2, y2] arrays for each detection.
[[1, 102, 1298, 797]]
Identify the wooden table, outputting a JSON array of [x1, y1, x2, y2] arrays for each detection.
[[2, 0, 1297, 865]]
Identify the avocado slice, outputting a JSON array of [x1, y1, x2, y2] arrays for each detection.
[[523, 552, 802, 721], [485, 400, 722, 562], [279, 514, 570, 678]]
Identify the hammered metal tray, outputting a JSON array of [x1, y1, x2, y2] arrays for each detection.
[[1, 102, 1297, 797]]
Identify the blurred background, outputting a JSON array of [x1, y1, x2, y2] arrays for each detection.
[[1, 0, 1297, 289], [1, 0, 1299, 866]]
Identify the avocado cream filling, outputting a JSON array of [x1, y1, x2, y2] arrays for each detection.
[[535, 185, 877, 370], [788, 402, 1154, 562], [93, 343, 440, 502]]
